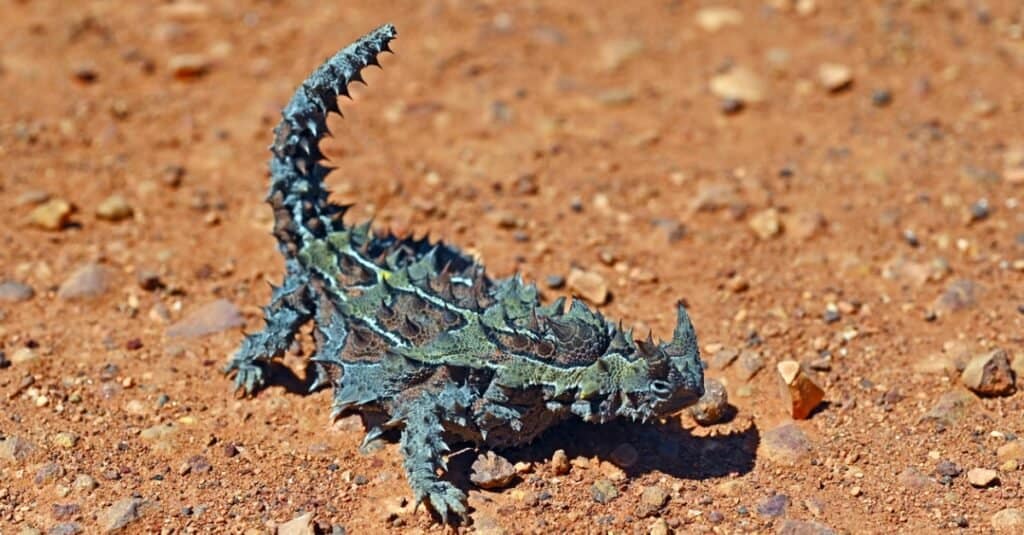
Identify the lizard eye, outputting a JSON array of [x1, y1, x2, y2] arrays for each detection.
[[650, 380, 673, 398]]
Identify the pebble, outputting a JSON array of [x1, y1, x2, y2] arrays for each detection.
[[11, 347, 39, 365], [709, 348, 739, 370], [935, 460, 962, 478], [748, 208, 782, 240], [735, 349, 764, 381], [648, 518, 669, 535], [967, 468, 998, 488], [277, 512, 315, 535], [0, 281, 35, 302], [871, 89, 892, 107], [72, 474, 98, 493], [966, 199, 990, 224], [922, 389, 976, 426], [933, 279, 979, 315], [0, 436, 36, 462], [566, 268, 609, 305], [1004, 145, 1024, 184], [34, 462, 65, 486], [470, 451, 517, 489], [609, 443, 639, 468], [777, 360, 825, 420], [709, 67, 766, 103], [689, 378, 730, 425], [818, 63, 853, 92], [961, 349, 1016, 397], [997, 442, 1024, 463], [756, 493, 789, 517], [551, 449, 570, 475], [140, 423, 178, 441], [590, 478, 619, 504], [166, 299, 244, 338], [778, 519, 838, 535], [897, 467, 935, 489], [17, 189, 51, 206], [95, 195, 134, 221], [57, 263, 112, 300], [169, 54, 209, 79], [545, 274, 565, 289], [636, 485, 669, 518], [695, 7, 743, 32], [991, 509, 1024, 532], [48, 523, 83, 535], [29, 198, 74, 230], [100, 498, 146, 532], [760, 423, 812, 465], [51, 432, 79, 450], [52, 503, 81, 521], [784, 210, 826, 240]]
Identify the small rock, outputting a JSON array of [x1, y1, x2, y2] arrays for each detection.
[[72, 474, 98, 493], [470, 451, 517, 489], [777, 360, 825, 420], [0, 436, 36, 462], [967, 468, 999, 488], [736, 349, 764, 381], [95, 195, 134, 221], [760, 423, 812, 465], [709, 348, 740, 370], [749, 208, 782, 240], [871, 89, 892, 107], [567, 268, 609, 305], [17, 189, 51, 206], [818, 63, 853, 92], [100, 498, 145, 532], [710, 67, 766, 103], [169, 54, 209, 79], [166, 299, 244, 338], [609, 443, 639, 468], [0, 281, 35, 302], [783, 211, 826, 240], [689, 378, 730, 425], [649, 517, 670, 535], [961, 349, 1016, 397], [51, 432, 79, 450], [551, 449, 570, 475], [922, 389, 976, 426], [997, 442, 1024, 463], [11, 347, 39, 365], [778, 519, 838, 535], [590, 478, 619, 504], [49, 522, 83, 535], [695, 7, 743, 32], [933, 279, 980, 315], [601, 39, 645, 72], [636, 485, 669, 518], [58, 263, 112, 300], [29, 198, 74, 230], [991, 509, 1024, 532], [936, 460, 962, 478], [545, 274, 565, 289], [897, 467, 935, 489], [52, 503, 82, 521], [140, 423, 177, 441], [34, 462, 65, 486], [277, 512, 315, 535], [757, 494, 789, 517]]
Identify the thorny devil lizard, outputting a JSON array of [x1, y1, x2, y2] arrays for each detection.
[[223, 23, 705, 523]]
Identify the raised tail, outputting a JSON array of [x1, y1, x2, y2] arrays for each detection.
[[267, 24, 397, 256]]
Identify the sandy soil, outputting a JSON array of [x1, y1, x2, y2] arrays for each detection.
[[2, 1, 1024, 533]]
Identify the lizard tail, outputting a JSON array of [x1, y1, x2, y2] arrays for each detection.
[[266, 24, 397, 256]]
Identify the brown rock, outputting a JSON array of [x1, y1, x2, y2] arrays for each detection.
[[997, 442, 1024, 463], [991, 509, 1024, 533], [760, 422, 813, 465], [100, 498, 146, 532], [736, 349, 765, 381], [1005, 145, 1024, 184], [29, 198, 74, 230], [690, 378, 730, 425], [166, 299, 244, 338], [784, 211, 826, 240], [550, 449, 570, 475], [818, 63, 853, 92], [961, 349, 1016, 397], [777, 360, 825, 420], [567, 268, 609, 305], [967, 467, 999, 488], [710, 67, 766, 103], [636, 485, 669, 518], [0, 436, 36, 463], [277, 512, 315, 535], [95, 195, 134, 221], [921, 389, 977, 426], [58, 263, 112, 300], [897, 467, 935, 489], [749, 208, 782, 239], [778, 519, 837, 535], [695, 7, 743, 32], [470, 451, 517, 489], [933, 279, 980, 315], [169, 54, 209, 79]]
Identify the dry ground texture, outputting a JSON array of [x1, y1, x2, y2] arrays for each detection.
[[2, 0, 1024, 533]]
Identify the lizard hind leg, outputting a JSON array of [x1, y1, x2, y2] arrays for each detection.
[[398, 399, 467, 524]]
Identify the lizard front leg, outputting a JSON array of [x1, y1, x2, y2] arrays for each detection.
[[225, 261, 312, 393], [397, 393, 468, 523]]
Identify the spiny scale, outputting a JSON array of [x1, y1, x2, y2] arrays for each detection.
[[224, 23, 705, 524]]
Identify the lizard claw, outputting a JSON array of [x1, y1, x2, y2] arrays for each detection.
[[224, 359, 267, 395]]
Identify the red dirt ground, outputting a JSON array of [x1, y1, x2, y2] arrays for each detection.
[[2, 1, 1024, 533]]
